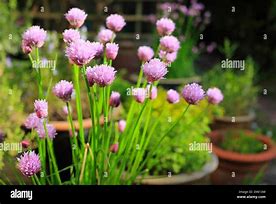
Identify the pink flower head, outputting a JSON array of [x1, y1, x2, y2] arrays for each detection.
[[34, 99, 48, 118], [21, 42, 32, 54], [167, 89, 180, 104], [36, 122, 57, 139], [206, 87, 223, 105], [25, 113, 41, 129], [21, 140, 30, 148], [143, 58, 168, 83], [91, 42, 104, 58], [106, 43, 119, 60], [110, 143, 119, 153], [147, 85, 158, 100], [132, 88, 147, 103], [65, 8, 87, 28], [98, 29, 114, 44], [118, 120, 126, 133], [156, 18, 175, 36], [53, 80, 74, 102], [65, 39, 96, 65], [182, 83, 205, 105], [109, 91, 121, 107], [137, 46, 154, 62], [106, 14, 126, 32], [22, 26, 47, 51], [62, 29, 80, 44], [86, 65, 116, 87], [17, 151, 41, 177], [159, 50, 177, 64], [160, 35, 180, 53]]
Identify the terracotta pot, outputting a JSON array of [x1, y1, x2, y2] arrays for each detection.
[[51, 118, 92, 132], [208, 130, 276, 185], [211, 113, 255, 130], [138, 154, 218, 185]]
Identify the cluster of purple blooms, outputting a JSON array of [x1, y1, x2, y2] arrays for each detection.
[[19, 7, 223, 177], [25, 100, 57, 140]]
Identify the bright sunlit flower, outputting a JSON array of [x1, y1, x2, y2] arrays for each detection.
[[34, 99, 48, 119], [86, 65, 116, 87], [65, 8, 87, 28], [106, 14, 126, 32], [53, 80, 74, 102], [182, 83, 205, 105], [156, 18, 175, 36], [17, 151, 41, 177], [206, 87, 223, 105], [143, 58, 167, 83]]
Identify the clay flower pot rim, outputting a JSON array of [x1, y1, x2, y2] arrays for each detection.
[[215, 112, 255, 123], [209, 130, 276, 163], [138, 154, 218, 185], [51, 118, 92, 131]]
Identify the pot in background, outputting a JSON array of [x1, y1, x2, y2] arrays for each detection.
[[208, 130, 276, 185], [138, 154, 218, 185], [211, 113, 255, 130]]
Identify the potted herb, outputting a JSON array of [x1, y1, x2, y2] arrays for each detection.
[[203, 39, 259, 129], [208, 129, 276, 185], [137, 88, 222, 185]]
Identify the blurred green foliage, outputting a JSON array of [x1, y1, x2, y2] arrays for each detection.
[[145, 87, 223, 175], [220, 130, 264, 154], [203, 40, 259, 116], [0, 79, 26, 170]]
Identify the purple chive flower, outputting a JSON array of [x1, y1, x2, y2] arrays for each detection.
[[62, 29, 80, 44], [86, 65, 116, 87], [98, 29, 114, 44], [147, 85, 158, 100], [91, 42, 104, 58], [36, 122, 57, 139], [106, 14, 126, 32], [106, 43, 119, 60], [137, 46, 154, 62], [22, 26, 47, 51], [167, 89, 180, 104], [143, 58, 168, 83], [206, 87, 224, 105], [160, 35, 180, 53], [133, 88, 147, 103], [34, 100, 48, 118], [118, 120, 126, 133], [109, 91, 121, 107], [159, 50, 177, 64], [53, 80, 74, 102], [182, 83, 205, 105], [110, 143, 119, 153], [17, 151, 41, 177], [24, 113, 41, 129], [65, 8, 87, 28], [156, 18, 175, 36], [65, 39, 96, 66]]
